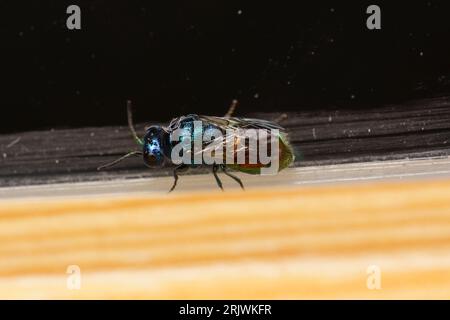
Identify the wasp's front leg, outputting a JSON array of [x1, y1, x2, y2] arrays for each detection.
[[168, 164, 188, 193]]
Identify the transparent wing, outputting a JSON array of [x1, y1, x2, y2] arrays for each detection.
[[199, 116, 284, 132], [165, 115, 287, 162], [196, 116, 287, 160]]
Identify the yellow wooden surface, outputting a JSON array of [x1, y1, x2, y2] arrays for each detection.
[[0, 179, 450, 299]]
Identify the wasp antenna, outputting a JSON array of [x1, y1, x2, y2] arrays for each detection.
[[97, 151, 142, 171], [224, 99, 238, 118], [127, 100, 144, 146]]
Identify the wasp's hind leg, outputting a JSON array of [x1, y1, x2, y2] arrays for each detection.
[[221, 165, 245, 190], [169, 164, 188, 193], [274, 113, 288, 124], [224, 99, 238, 118], [212, 164, 224, 191]]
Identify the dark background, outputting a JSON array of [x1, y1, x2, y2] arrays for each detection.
[[1, 0, 450, 134]]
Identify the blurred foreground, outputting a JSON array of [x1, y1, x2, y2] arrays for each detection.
[[0, 167, 450, 299]]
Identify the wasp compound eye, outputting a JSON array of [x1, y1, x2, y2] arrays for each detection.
[[143, 126, 165, 168]]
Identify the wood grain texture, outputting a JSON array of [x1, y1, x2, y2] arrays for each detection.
[[1, 96, 450, 187], [0, 178, 450, 299]]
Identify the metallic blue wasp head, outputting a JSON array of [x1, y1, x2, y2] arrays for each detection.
[[142, 125, 166, 168]]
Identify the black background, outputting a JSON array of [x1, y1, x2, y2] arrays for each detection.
[[0, 300, 439, 318], [1, 0, 450, 133]]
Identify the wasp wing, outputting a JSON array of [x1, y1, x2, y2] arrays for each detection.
[[196, 116, 288, 159], [199, 116, 284, 131]]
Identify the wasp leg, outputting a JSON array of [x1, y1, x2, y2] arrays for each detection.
[[274, 113, 288, 124], [221, 165, 245, 190], [224, 99, 238, 118], [168, 164, 188, 193], [212, 164, 224, 191]]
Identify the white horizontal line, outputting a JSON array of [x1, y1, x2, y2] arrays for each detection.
[[294, 170, 450, 185], [294, 158, 450, 173]]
